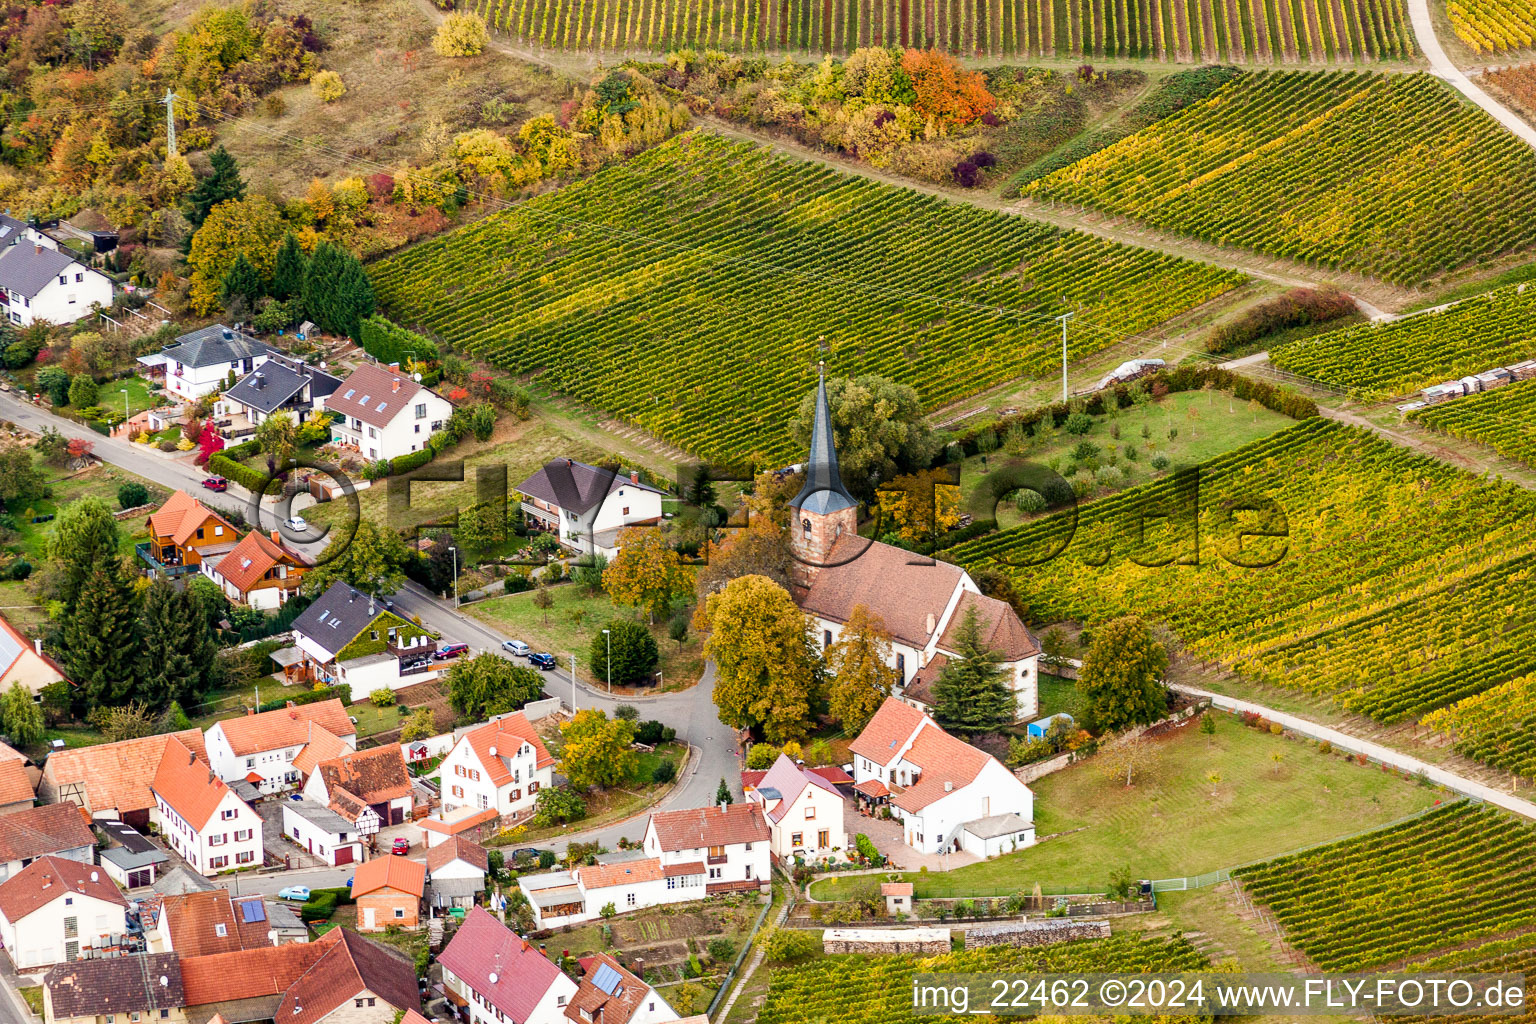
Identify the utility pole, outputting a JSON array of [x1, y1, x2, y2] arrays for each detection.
[[162, 90, 178, 158], [569, 653, 577, 713], [1055, 312, 1074, 403]]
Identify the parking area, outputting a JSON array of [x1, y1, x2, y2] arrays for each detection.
[[845, 797, 979, 872], [254, 797, 328, 870]]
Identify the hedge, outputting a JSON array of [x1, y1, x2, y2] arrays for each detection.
[[206, 452, 279, 495], [237, 593, 314, 642], [312, 886, 354, 905], [300, 892, 339, 921], [255, 683, 351, 713], [390, 449, 434, 475], [952, 366, 1319, 457], [359, 315, 439, 366]]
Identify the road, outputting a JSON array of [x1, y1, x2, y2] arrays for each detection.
[[1406, 0, 1536, 149]]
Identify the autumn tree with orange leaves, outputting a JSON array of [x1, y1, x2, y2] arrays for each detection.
[[899, 49, 996, 129]]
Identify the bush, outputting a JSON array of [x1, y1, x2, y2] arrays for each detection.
[[1150, 455, 1170, 471], [651, 758, 677, 784], [1206, 287, 1357, 354], [390, 449, 433, 475], [310, 70, 346, 102], [634, 719, 674, 745], [761, 927, 820, 963], [369, 688, 396, 707], [1064, 411, 1094, 434], [433, 11, 489, 55], [614, 703, 639, 721], [707, 937, 736, 961], [1013, 489, 1047, 514], [300, 892, 339, 921], [117, 482, 149, 509]]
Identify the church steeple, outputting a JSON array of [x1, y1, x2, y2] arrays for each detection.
[[791, 362, 856, 516]]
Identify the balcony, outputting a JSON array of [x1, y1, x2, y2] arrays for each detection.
[[136, 542, 198, 579], [706, 854, 728, 865]]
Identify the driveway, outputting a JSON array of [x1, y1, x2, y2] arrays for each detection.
[[846, 799, 979, 872], [252, 797, 328, 870]]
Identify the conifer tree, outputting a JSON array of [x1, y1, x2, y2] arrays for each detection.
[[932, 607, 1015, 734], [271, 232, 307, 301], [301, 242, 375, 340], [46, 497, 120, 614], [220, 253, 265, 309], [185, 146, 246, 228], [137, 579, 218, 708], [62, 563, 140, 711]]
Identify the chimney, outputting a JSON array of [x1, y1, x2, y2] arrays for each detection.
[[944, 781, 953, 792], [719, 801, 728, 813], [926, 612, 936, 636], [188, 749, 196, 765], [389, 362, 400, 371], [33, 243, 40, 254], [392, 378, 400, 393], [271, 530, 281, 544], [285, 700, 296, 708], [630, 471, 639, 484], [246, 708, 255, 716], [33, 638, 41, 656], [255, 373, 265, 389], [222, 328, 233, 340]]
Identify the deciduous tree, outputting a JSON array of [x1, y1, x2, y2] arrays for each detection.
[[187, 196, 286, 314], [558, 709, 636, 790], [1077, 615, 1169, 734], [603, 527, 691, 623], [825, 604, 896, 734], [788, 375, 938, 499], [1, 681, 43, 746], [445, 653, 543, 719], [254, 410, 299, 473], [303, 520, 412, 597], [0, 448, 43, 504], [932, 607, 1015, 734], [704, 575, 821, 743]]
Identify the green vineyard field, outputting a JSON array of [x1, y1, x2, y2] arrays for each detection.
[[1026, 71, 1536, 286], [757, 934, 1209, 1024], [1410, 378, 1536, 467], [1270, 284, 1536, 398], [1238, 803, 1536, 970], [1424, 673, 1536, 780], [467, 0, 1416, 62], [943, 418, 1536, 739], [369, 133, 1241, 466]]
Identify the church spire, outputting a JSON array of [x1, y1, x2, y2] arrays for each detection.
[[791, 362, 856, 515]]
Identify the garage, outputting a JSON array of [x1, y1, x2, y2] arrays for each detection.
[[335, 845, 354, 865]]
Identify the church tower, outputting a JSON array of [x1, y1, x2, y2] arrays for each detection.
[[789, 365, 858, 586]]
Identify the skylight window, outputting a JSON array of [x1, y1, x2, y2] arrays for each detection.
[[343, 389, 355, 399], [376, 402, 387, 412], [359, 394, 371, 405]]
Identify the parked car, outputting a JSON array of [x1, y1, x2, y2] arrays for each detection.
[[283, 515, 308, 532], [201, 476, 228, 492], [502, 640, 530, 657], [278, 885, 311, 901], [528, 652, 556, 670], [434, 642, 470, 661], [391, 837, 411, 856]]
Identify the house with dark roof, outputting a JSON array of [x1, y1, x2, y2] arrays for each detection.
[[741, 754, 847, 866], [0, 240, 111, 326], [280, 799, 364, 867], [141, 324, 272, 402], [0, 855, 129, 969], [214, 352, 343, 436], [0, 802, 94, 882], [43, 952, 185, 1024], [94, 819, 170, 889], [848, 697, 1034, 859], [284, 580, 437, 690], [202, 529, 311, 610], [787, 370, 1042, 720], [438, 906, 578, 1024], [150, 737, 263, 875], [203, 695, 357, 795], [515, 459, 665, 559], [324, 362, 452, 463]]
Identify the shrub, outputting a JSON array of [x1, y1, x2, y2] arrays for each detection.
[[310, 70, 345, 102], [707, 937, 736, 961], [588, 620, 659, 686], [390, 449, 433, 475], [1150, 455, 1170, 471], [614, 703, 639, 721], [1094, 465, 1123, 487], [1013, 489, 1048, 514], [117, 482, 149, 509], [300, 892, 339, 921], [1064, 411, 1094, 434], [1072, 440, 1100, 461], [651, 758, 677, 784], [854, 833, 879, 862], [369, 688, 395, 707], [433, 11, 489, 56], [1206, 287, 1357, 354], [761, 927, 820, 962]]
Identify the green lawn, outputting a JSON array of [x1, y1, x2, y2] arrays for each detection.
[[18, 986, 42, 1016], [348, 698, 407, 739], [466, 584, 702, 691], [8, 458, 165, 561], [810, 715, 1442, 900], [1035, 673, 1083, 721], [501, 740, 686, 844], [103, 376, 163, 420]]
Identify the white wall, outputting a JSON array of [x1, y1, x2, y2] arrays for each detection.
[[0, 846, 92, 884], [152, 790, 263, 874], [207, 722, 356, 793], [901, 760, 1033, 855], [166, 351, 272, 401], [0, 890, 124, 970], [765, 785, 845, 863], [329, 390, 451, 462], [590, 482, 663, 534], [444, 964, 576, 1024], [439, 736, 549, 818], [4, 267, 112, 328], [642, 821, 770, 890], [281, 804, 362, 866]]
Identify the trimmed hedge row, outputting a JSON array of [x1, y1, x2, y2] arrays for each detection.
[[360, 315, 439, 366], [255, 683, 351, 713], [206, 452, 279, 495]]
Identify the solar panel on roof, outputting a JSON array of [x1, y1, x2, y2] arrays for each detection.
[[0, 624, 23, 671], [591, 963, 623, 996], [240, 900, 266, 923]]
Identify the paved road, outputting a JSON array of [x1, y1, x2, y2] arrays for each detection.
[[1406, 0, 1536, 149]]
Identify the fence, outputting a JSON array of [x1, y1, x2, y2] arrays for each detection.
[[706, 874, 788, 1020]]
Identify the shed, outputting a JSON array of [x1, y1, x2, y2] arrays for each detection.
[[880, 881, 913, 916], [1027, 713, 1074, 739]]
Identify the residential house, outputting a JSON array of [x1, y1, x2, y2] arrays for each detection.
[[0, 740, 37, 817], [741, 755, 847, 865], [516, 459, 666, 559], [787, 372, 1041, 718], [178, 925, 417, 1024], [569, 952, 680, 1024], [0, 214, 58, 251], [43, 952, 185, 1024], [0, 242, 112, 326], [0, 802, 95, 883], [280, 800, 364, 867], [284, 581, 437, 688], [438, 906, 577, 1024], [425, 835, 487, 911], [350, 856, 424, 932], [94, 820, 169, 890], [302, 745, 413, 828], [142, 325, 272, 403], [324, 363, 452, 462], [141, 491, 240, 578], [214, 353, 343, 436], [150, 738, 263, 875], [643, 804, 770, 897], [849, 698, 1035, 857], [0, 613, 66, 698], [437, 713, 555, 824], [149, 890, 304, 956], [203, 698, 357, 794], [0, 856, 128, 970], [202, 531, 311, 610], [40, 731, 207, 830]]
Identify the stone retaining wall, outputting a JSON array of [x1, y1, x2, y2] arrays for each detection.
[[964, 919, 1110, 949]]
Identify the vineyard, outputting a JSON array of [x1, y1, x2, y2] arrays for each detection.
[[1270, 283, 1536, 398], [1237, 803, 1536, 970], [943, 418, 1536, 742], [1408, 378, 1536, 466], [1424, 673, 1536, 780], [1403, 934, 1536, 1024], [370, 133, 1241, 466], [756, 934, 1209, 1024], [1025, 71, 1536, 286], [1448, 0, 1536, 53], [467, 0, 1415, 61]]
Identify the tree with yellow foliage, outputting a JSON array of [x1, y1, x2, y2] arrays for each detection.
[[875, 467, 960, 544], [704, 575, 821, 743], [186, 196, 287, 314], [825, 604, 896, 734], [602, 527, 691, 623], [558, 709, 636, 791], [432, 11, 489, 57], [309, 69, 345, 102]]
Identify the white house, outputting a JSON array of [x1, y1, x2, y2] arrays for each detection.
[[324, 362, 452, 462], [0, 855, 128, 970], [141, 324, 272, 402], [568, 952, 680, 1024], [788, 371, 1041, 719], [742, 755, 847, 865], [299, 743, 413, 848], [150, 738, 264, 875], [515, 458, 666, 559], [425, 835, 487, 911], [0, 243, 112, 326], [643, 803, 771, 896], [203, 699, 357, 794], [438, 906, 577, 1024], [438, 713, 554, 822], [281, 800, 364, 867], [849, 698, 1035, 858]]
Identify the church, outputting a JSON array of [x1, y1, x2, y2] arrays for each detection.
[[787, 371, 1041, 721]]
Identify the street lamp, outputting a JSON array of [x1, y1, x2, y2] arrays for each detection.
[[119, 388, 129, 434], [449, 545, 459, 609], [602, 628, 612, 694]]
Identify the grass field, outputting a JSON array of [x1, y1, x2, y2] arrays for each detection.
[[371, 132, 1243, 466], [507, 738, 687, 842], [809, 713, 1440, 899], [1036, 673, 1083, 719], [8, 459, 165, 561]]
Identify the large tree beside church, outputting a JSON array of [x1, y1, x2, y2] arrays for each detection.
[[788, 374, 938, 499], [704, 574, 822, 743], [825, 604, 897, 735], [931, 607, 1015, 734]]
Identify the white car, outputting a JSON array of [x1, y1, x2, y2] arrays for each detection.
[[502, 640, 530, 657], [283, 515, 308, 532]]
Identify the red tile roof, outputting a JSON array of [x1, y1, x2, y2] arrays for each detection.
[[153, 737, 237, 829], [853, 779, 889, 798], [565, 952, 651, 1024], [847, 698, 927, 767], [419, 807, 499, 836], [179, 941, 327, 1005], [647, 803, 769, 852], [324, 363, 439, 429], [936, 591, 1039, 661], [756, 754, 840, 824], [900, 653, 948, 708], [890, 722, 993, 813], [880, 882, 913, 896], [0, 801, 93, 862], [0, 854, 126, 922], [438, 906, 568, 1023], [315, 745, 411, 805], [808, 765, 852, 785], [351, 855, 425, 898], [739, 770, 767, 790], [663, 861, 704, 878], [277, 926, 420, 1024], [425, 835, 488, 875], [0, 758, 32, 808], [43, 730, 207, 816], [291, 726, 351, 777], [159, 890, 244, 957], [797, 538, 963, 646], [212, 530, 308, 595], [148, 490, 235, 547], [576, 857, 663, 890], [459, 713, 554, 786], [213, 699, 356, 756]]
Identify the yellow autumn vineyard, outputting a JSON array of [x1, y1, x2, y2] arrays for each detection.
[[1448, 0, 1536, 52]]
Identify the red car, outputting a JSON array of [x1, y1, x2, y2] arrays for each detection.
[[391, 837, 410, 856], [201, 476, 228, 492]]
